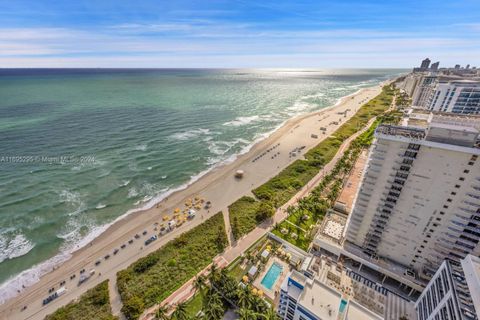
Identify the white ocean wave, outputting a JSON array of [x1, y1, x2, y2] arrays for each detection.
[[127, 187, 139, 198], [170, 128, 211, 141], [133, 144, 147, 151], [121, 180, 131, 187], [0, 233, 35, 264], [58, 190, 86, 217], [223, 115, 261, 127], [95, 203, 107, 209]]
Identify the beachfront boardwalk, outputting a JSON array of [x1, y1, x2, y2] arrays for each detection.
[[0, 85, 387, 320], [140, 115, 379, 319]]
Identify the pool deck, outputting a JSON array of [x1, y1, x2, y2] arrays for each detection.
[[253, 257, 290, 300]]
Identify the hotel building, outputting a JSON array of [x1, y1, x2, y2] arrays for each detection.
[[345, 114, 480, 281], [277, 270, 383, 320], [415, 254, 479, 320], [427, 80, 480, 114]]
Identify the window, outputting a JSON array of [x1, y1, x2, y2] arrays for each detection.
[[443, 205, 448, 209], [455, 185, 460, 188], [468, 162, 474, 166], [459, 177, 465, 181], [464, 169, 470, 174], [447, 199, 452, 202], [451, 192, 456, 196], [440, 211, 445, 215]]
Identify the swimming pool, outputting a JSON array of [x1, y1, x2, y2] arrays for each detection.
[[339, 299, 348, 313], [261, 263, 283, 290]]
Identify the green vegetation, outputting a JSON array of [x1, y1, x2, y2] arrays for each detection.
[[117, 212, 228, 320], [254, 85, 395, 207], [229, 196, 275, 240], [229, 85, 396, 240], [273, 109, 401, 250], [45, 281, 117, 320], [184, 265, 279, 320]]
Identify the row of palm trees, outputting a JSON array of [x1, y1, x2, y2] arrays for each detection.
[[154, 264, 279, 320]]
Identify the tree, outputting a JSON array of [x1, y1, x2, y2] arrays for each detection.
[[255, 202, 275, 222], [171, 302, 188, 320], [237, 286, 252, 309], [193, 275, 206, 297], [236, 308, 259, 320], [260, 307, 279, 320], [154, 305, 170, 320], [202, 291, 224, 320], [121, 296, 145, 320]]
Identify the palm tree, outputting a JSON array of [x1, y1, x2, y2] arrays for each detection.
[[236, 307, 259, 320], [202, 291, 224, 320], [236, 286, 251, 309], [193, 275, 206, 297], [208, 264, 220, 284], [171, 302, 188, 320], [154, 305, 170, 320], [260, 307, 279, 320]]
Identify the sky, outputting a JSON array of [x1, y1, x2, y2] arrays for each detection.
[[0, 0, 479, 68]]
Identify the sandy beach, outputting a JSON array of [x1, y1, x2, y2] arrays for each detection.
[[0, 83, 385, 320]]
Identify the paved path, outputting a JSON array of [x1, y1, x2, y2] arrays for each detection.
[[108, 276, 125, 320], [140, 256, 228, 320], [139, 114, 382, 320]]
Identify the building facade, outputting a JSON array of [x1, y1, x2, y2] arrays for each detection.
[[277, 271, 382, 320], [427, 80, 480, 114], [415, 255, 479, 320], [345, 118, 480, 281]]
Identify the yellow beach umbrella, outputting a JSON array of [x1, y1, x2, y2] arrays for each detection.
[[258, 290, 264, 297], [194, 196, 200, 201], [174, 208, 180, 213], [163, 215, 169, 221], [252, 288, 258, 295], [242, 275, 248, 283]]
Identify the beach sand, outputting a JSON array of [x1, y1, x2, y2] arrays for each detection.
[[0, 84, 385, 320]]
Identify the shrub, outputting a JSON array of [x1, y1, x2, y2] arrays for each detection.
[[45, 281, 117, 320], [117, 212, 228, 320]]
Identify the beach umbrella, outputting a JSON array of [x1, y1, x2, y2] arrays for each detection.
[[163, 215, 169, 221], [174, 208, 180, 213], [252, 288, 258, 295], [242, 275, 249, 283], [258, 290, 264, 297], [194, 196, 200, 201]]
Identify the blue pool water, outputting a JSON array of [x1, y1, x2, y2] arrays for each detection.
[[339, 299, 348, 313], [261, 263, 283, 290]]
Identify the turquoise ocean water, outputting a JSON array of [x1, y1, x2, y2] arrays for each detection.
[[0, 68, 405, 301]]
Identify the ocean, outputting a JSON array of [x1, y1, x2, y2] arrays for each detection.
[[0, 68, 405, 301]]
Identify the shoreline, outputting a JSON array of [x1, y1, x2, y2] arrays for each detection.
[[0, 80, 391, 319]]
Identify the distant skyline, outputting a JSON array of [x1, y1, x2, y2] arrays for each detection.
[[1, 0, 479, 68]]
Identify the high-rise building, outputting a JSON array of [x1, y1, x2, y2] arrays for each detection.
[[411, 75, 437, 107], [415, 254, 479, 320], [455, 65, 461, 69], [345, 115, 480, 281], [427, 80, 480, 114], [431, 62, 440, 71], [277, 270, 383, 320], [421, 58, 431, 69]]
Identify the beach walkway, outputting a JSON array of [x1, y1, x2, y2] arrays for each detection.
[[0, 85, 388, 320], [140, 115, 380, 319]]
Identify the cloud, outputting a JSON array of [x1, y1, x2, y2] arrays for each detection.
[[0, 24, 479, 67]]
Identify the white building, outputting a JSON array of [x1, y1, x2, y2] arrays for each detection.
[[277, 270, 383, 320], [415, 255, 479, 320], [345, 114, 480, 281], [427, 80, 480, 114]]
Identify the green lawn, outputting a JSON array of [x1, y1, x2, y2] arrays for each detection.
[[44, 281, 117, 320], [185, 290, 205, 317], [228, 196, 261, 240], [116, 212, 228, 320]]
